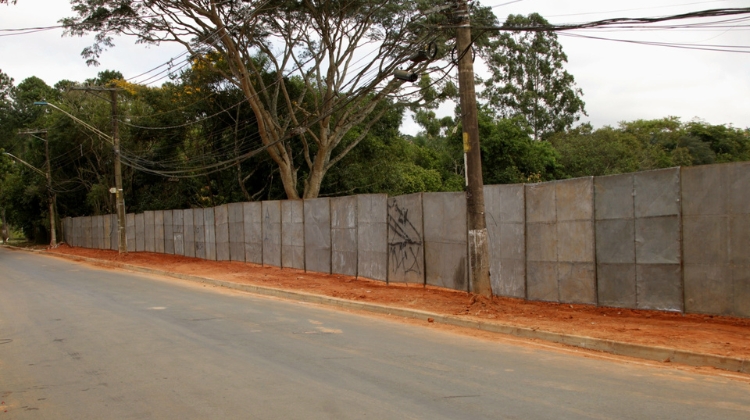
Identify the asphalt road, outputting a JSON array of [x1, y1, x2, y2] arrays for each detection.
[[1, 248, 749, 419]]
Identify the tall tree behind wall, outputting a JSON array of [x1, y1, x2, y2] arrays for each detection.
[[481, 13, 586, 140]]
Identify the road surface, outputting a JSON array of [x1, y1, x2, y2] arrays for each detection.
[[1, 247, 749, 419]]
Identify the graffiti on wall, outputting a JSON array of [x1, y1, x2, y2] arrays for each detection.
[[387, 200, 423, 276]]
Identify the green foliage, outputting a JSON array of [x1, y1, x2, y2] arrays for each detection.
[[481, 13, 586, 140], [550, 118, 750, 178]]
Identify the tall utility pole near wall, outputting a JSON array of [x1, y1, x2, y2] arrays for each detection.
[[70, 86, 127, 253], [18, 129, 57, 247], [455, 0, 492, 296], [110, 89, 127, 254]]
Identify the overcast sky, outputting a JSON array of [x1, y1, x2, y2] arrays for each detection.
[[1, 0, 748, 134]]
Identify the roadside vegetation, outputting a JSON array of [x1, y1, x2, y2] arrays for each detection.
[[0, 3, 747, 242]]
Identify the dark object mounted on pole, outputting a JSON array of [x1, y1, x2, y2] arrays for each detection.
[[394, 69, 419, 82]]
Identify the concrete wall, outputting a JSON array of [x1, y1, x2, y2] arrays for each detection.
[[331, 196, 357, 276], [243, 202, 262, 264], [103, 215, 111, 250], [126, 213, 136, 252], [61, 162, 750, 318], [109, 215, 118, 250], [281, 200, 305, 269], [144, 211, 155, 252], [173, 209, 185, 256], [595, 173, 636, 308], [194, 208, 206, 259], [485, 184, 526, 298], [204, 207, 217, 261], [526, 178, 596, 304], [387, 193, 424, 284], [184, 209, 195, 258], [82, 216, 92, 248], [135, 213, 145, 252], [155, 211, 165, 254], [215, 205, 230, 261], [423, 192, 468, 291], [357, 194, 388, 281], [262, 201, 281, 267], [93, 215, 102, 249], [304, 198, 331, 274], [163, 210, 174, 254], [92, 216, 101, 249], [228, 203, 245, 262], [634, 168, 683, 311], [682, 162, 750, 317]]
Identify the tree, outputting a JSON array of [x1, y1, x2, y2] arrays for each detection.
[[481, 13, 586, 140], [62, 0, 466, 199]]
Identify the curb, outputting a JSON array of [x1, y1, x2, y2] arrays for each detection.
[[9, 246, 749, 375]]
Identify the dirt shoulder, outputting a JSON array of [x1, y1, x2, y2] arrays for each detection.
[[45, 245, 750, 361]]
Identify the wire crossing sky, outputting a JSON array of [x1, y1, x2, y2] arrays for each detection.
[[0, 0, 748, 135]]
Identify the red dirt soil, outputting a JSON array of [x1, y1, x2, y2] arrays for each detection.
[[46, 245, 750, 360]]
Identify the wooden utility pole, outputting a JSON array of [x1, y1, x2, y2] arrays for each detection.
[[19, 129, 57, 247], [455, 0, 492, 296], [70, 86, 127, 253], [110, 89, 127, 254]]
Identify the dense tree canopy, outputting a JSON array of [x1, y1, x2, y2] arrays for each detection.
[[61, 0, 495, 199]]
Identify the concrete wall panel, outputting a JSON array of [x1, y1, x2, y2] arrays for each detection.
[[558, 262, 596, 304], [110, 215, 119, 250], [388, 193, 425, 284], [163, 210, 174, 254], [194, 208, 206, 259], [154, 211, 165, 253], [244, 202, 263, 264], [93, 216, 102, 249], [387, 193, 424, 284], [126, 213, 135, 252], [82, 217, 92, 248], [215, 205, 230, 261], [733, 266, 750, 318], [526, 182, 556, 223], [631, 168, 683, 311], [228, 203, 245, 262], [557, 221, 594, 263], [262, 201, 281, 267], [203, 207, 216, 261], [144, 211, 155, 252], [525, 182, 557, 301], [634, 167, 681, 218], [683, 162, 750, 317], [356, 194, 388, 281], [595, 173, 634, 220], [556, 177, 594, 222], [597, 264, 637, 308], [635, 216, 681, 264], [173, 210, 185, 256], [331, 196, 358, 276], [485, 184, 526, 298], [304, 198, 331, 274], [103, 214, 111, 251], [74, 217, 81, 247], [636, 264, 683, 311], [135, 213, 145, 252], [526, 178, 595, 304], [527, 261, 558, 302], [423, 192, 467, 291], [281, 200, 305, 270], [596, 219, 635, 264]]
